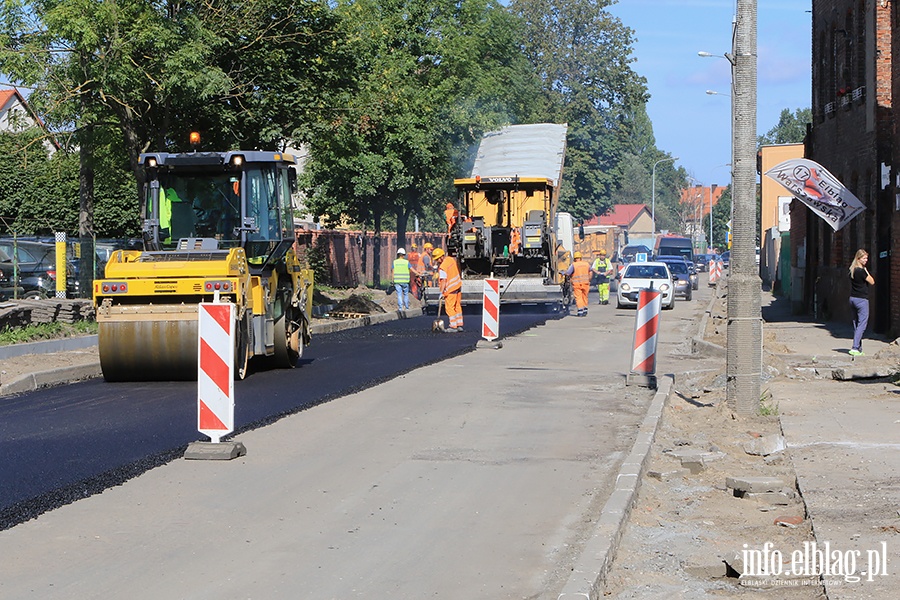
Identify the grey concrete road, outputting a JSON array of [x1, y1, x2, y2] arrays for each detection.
[[0, 293, 702, 599]]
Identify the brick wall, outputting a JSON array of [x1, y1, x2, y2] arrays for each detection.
[[803, 0, 895, 333], [294, 229, 447, 288]]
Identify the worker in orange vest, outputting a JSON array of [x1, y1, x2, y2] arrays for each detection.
[[564, 251, 592, 317], [408, 244, 422, 299], [509, 226, 521, 256], [444, 202, 459, 233], [432, 248, 464, 332]]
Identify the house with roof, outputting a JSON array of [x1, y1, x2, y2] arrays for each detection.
[[581, 204, 654, 259], [583, 204, 653, 234], [0, 88, 58, 153], [1, 88, 40, 132]]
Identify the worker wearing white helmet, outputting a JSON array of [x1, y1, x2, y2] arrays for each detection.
[[392, 247, 417, 310]]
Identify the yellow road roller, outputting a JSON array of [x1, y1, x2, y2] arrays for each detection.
[[93, 149, 313, 381]]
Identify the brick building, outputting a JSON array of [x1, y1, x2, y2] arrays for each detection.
[[800, 1, 894, 332]]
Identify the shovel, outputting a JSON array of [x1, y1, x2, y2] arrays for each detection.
[[432, 295, 446, 332]]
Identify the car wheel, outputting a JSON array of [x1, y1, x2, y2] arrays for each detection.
[[617, 298, 624, 309], [686, 290, 693, 301], [23, 290, 46, 300]]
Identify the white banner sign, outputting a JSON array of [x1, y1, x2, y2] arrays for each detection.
[[764, 158, 865, 232]]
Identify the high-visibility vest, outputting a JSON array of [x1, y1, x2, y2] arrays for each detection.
[[572, 260, 591, 286], [393, 258, 411, 284], [592, 257, 612, 282], [439, 256, 462, 293]]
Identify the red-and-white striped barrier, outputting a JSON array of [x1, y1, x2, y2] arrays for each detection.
[[482, 278, 500, 341], [198, 302, 235, 443], [626, 287, 661, 389], [708, 259, 719, 285]]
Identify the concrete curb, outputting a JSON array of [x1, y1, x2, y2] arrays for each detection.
[[556, 374, 673, 599], [0, 334, 98, 360], [691, 282, 726, 357], [0, 309, 422, 396], [0, 362, 103, 396], [309, 308, 422, 335]]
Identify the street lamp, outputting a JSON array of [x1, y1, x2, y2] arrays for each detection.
[[698, 50, 735, 65], [652, 156, 678, 241], [706, 89, 731, 98]]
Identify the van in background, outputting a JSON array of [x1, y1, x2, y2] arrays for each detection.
[[654, 235, 693, 263]]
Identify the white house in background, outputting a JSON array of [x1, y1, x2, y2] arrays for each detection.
[[0, 87, 58, 153]]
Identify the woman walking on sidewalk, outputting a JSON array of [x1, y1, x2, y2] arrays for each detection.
[[849, 249, 874, 356]]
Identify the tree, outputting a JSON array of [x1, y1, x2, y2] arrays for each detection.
[[509, 0, 649, 221], [1, 0, 353, 291], [302, 0, 539, 284], [709, 185, 732, 250], [758, 107, 811, 146]]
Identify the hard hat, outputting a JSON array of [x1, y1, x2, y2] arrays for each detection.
[[432, 248, 445, 260], [600, 249, 607, 255], [411, 244, 417, 250], [424, 242, 433, 250], [574, 251, 582, 259], [397, 247, 406, 255]]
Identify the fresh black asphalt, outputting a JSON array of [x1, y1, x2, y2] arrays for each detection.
[[0, 310, 558, 530]]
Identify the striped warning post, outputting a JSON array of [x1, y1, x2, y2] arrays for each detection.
[[198, 302, 235, 443], [626, 287, 661, 389], [482, 278, 500, 341], [55, 232, 67, 299], [708, 259, 718, 285]]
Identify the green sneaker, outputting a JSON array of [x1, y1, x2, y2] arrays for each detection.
[[849, 349, 863, 357]]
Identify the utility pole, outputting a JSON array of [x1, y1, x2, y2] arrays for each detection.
[[727, 0, 761, 414]]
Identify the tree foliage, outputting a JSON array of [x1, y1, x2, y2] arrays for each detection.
[[302, 0, 539, 250], [0, 0, 677, 246], [509, 0, 648, 222], [0, 129, 139, 237], [758, 107, 811, 146], [0, 0, 354, 235]]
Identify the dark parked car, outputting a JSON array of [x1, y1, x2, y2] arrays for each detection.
[[655, 255, 698, 289], [655, 256, 694, 300], [694, 253, 712, 272], [620, 244, 651, 263], [0, 239, 77, 299]]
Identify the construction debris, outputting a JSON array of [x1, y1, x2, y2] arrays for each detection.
[[332, 294, 385, 316]]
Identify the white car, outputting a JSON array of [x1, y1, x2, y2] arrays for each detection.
[[616, 261, 675, 310]]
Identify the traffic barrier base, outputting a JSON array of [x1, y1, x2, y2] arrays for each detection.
[[184, 440, 247, 460]]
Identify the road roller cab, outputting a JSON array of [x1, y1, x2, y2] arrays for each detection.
[[93, 150, 313, 381]]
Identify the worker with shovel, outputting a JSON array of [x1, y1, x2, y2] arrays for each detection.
[[432, 248, 464, 333]]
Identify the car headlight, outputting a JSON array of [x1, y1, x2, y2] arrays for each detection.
[[660, 284, 670, 292], [620, 283, 631, 292]]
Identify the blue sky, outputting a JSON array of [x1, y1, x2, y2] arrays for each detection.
[[608, 0, 812, 188]]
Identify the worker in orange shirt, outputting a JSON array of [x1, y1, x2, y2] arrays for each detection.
[[564, 251, 592, 317], [408, 244, 422, 299], [444, 202, 459, 233], [432, 248, 464, 332]]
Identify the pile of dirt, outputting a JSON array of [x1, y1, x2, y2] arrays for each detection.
[[312, 289, 336, 306], [333, 294, 386, 314]]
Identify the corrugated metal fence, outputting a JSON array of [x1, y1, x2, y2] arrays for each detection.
[[294, 229, 446, 288]]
